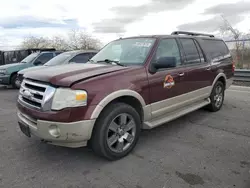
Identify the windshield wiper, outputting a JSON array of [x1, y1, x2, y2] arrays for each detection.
[[97, 59, 125, 67]]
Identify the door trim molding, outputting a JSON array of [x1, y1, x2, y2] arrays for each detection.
[[149, 86, 212, 118]]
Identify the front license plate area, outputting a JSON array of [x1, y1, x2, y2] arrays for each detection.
[[18, 122, 31, 137]]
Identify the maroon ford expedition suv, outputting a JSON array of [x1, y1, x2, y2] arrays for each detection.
[[17, 31, 234, 160]]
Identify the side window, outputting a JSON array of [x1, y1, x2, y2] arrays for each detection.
[[180, 38, 201, 64], [55, 52, 62, 55], [194, 40, 205, 63], [36, 53, 54, 64], [69, 54, 90, 63], [203, 39, 230, 59], [154, 38, 182, 67], [90, 53, 97, 58]]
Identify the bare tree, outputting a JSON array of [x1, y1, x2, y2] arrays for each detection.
[[21, 36, 51, 49], [50, 36, 69, 50], [19, 30, 102, 51], [219, 15, 243, 68], [67, 29, 101, 50]]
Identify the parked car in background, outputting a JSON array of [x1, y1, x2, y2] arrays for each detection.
[[17, 31, 234, 160], [1, 48, 56, 65], [17, 50, 98, 87], [0, 51, 62, 88], [0, 51, 3, 66]]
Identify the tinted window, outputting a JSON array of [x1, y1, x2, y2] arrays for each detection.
[[45, 52, 73, 66], [154, 38, 181, 67], [194, 40, 205, 63], [21, 53, 39, 63], [203, 39, 230, 59], [55, 52, 63, 55], [35, 53, 54, 64], [69, 54, 90, 63], [180, 38, 201, 64]]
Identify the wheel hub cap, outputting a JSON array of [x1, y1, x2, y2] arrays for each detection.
[[106, 113, 136, 153]]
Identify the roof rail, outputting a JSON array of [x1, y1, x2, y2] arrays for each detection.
[[171, 31, 214, 38]]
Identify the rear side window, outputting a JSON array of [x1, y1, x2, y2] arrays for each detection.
[[203, 39, 230, 59], [180, 38, 201, 64], [194, 40, 205, 63], [69, 53, 90, 63]]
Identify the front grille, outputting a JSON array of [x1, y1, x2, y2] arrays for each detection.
[[18, 79, 53, 110]]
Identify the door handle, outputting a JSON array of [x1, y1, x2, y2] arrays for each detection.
[[178, 73, 185, 77]]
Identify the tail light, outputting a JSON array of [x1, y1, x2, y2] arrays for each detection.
[[232, 61, 235, 73]]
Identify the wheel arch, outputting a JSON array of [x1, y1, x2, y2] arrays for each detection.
[[90, 90, 147, 122], [10, 71, 18, 83], [210, 73, 226, 94]]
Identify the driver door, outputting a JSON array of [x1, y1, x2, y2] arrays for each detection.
[[147, 38, 189, 119]]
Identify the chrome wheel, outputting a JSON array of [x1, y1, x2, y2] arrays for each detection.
[[107, 113, 136, 153], [214, 85, 223, 108]]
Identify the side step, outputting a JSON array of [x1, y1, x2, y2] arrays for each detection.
[[143, 98, 211, 129]]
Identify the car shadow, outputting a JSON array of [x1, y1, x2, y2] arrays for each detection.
[[22, 108, 210, 166]]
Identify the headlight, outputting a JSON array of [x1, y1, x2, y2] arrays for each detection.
[[51, 88, 87, 110], [0, 69, 7, 74]]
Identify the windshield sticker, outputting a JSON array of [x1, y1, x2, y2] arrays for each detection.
[[134, 42, 152, 47], [163, 75, 175, 89]]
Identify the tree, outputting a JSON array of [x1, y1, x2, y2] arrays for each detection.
[[67, 29, 102, 50], [219, 16, 244, 68], [19, 30, 102, 51], [21, 36, 51, 49]]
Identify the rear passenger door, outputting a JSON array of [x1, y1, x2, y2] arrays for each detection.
[[178, 38, 212, 95]]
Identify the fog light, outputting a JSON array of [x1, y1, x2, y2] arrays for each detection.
[[49, 125, 61, 138]]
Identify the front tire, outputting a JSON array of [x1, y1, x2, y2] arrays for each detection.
[[10, 73, 19, 89], [206, 81, 225, 112], [91, 102, 141, 160]]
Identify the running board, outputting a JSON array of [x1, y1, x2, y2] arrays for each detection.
[[143, 98, 211, 129]]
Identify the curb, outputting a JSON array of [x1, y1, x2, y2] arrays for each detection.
[[229, 85, 250, 92]]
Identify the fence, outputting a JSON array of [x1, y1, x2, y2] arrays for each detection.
[[234, 69, 250, 82], [225, 39, 250, 69]]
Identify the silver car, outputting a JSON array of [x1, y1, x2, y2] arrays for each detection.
[[16, 50, 98, 88]]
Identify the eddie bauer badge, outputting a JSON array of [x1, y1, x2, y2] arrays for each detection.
[[163, 75, 175, 89]]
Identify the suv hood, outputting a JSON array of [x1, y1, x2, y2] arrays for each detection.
[[24, 63, 128, 87], [0, 63, 21, 69], [18, 65, 44, 75]]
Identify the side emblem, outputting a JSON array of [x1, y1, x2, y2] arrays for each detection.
[[163, 75, 175, 89]]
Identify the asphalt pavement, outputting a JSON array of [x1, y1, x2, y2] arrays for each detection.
[[0, 85, 250, 188]]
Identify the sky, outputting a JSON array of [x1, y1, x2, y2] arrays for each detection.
[[0, 0, 250, 50]]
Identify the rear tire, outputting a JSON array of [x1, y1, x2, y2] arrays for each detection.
[[206, 81, 225, 112], [91, 102, 141, 160]]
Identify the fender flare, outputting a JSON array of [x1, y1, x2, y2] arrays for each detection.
[[90, 90, 146, 119], [210, 73, 226, 94]]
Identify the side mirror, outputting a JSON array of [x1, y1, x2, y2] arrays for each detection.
[[33, 61, 42, 66], [153, 57, 176, 69]]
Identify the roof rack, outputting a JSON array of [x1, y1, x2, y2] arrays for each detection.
[[171, 31, 214, 38]]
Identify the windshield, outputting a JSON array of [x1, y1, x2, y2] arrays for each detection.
[[91, 38, 155, 65], [44, 52, 73, 66], [21, 53, 39, 63]]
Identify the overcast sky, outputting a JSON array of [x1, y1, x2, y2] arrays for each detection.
[[0, 0, 250, 49]]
